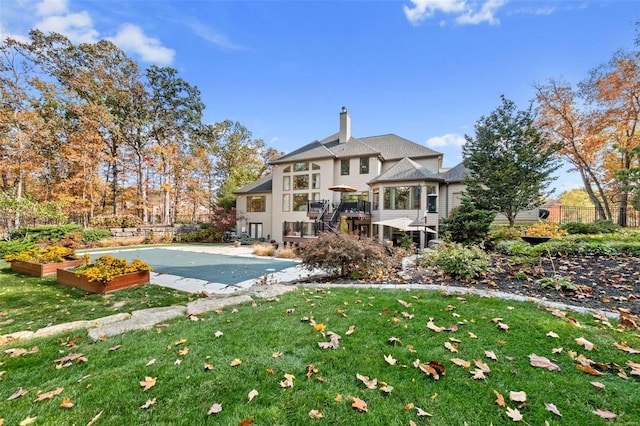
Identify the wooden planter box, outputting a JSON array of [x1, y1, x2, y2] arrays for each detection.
[[10, 259, 86, 277], [56, 268, 150, 294]]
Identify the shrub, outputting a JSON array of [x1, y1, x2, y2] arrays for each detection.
[[9, 224, 83, 243], [440, 196, 496, 245], [300, 233, 392, 278], [4, 246, 77, 263], [235, 233, 254, 245], [89, 215, 141, 229], [523, 221, 567, 237], [81, 228, 112, 243], [420, 242, 490, 280], [0, 239, 36, 257], [561, 220, 619, 235]]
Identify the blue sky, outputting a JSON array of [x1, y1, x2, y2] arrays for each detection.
[[1, 0, 638, 195]]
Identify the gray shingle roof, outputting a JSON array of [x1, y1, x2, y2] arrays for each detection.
[[271, 132, 441, 165], [440, 162, 468, 183], [234, 174, 273, 194], [369, 158, 444, 184]]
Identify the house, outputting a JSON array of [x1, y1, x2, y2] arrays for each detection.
[[235, 107, 467, 248]]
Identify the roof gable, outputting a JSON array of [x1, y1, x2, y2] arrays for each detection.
[[235, 174, 273, 194], [369, 157, 443, 184]]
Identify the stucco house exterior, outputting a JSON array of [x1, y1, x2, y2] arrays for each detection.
[[235, 107, 468, 248]]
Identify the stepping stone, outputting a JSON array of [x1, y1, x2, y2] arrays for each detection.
[[88, 306, 186, 340], [186, 295, 253, 316], [252, 284, 298, 299]]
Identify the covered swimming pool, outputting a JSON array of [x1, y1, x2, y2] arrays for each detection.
[[90, 247, 299, 286]]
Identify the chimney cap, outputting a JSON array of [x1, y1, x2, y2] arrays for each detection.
[[341, 106, 347, 113]]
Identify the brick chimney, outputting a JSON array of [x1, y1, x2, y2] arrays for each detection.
[[339, 106, 351, 144]]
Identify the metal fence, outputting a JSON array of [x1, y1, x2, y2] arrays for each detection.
[[545, 205, 640, 228]]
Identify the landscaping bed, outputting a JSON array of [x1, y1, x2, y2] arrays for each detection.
[[406, 253, 640, 315]]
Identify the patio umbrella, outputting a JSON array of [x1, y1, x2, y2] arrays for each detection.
[[328, 184, 357, 192], [409, 218, 437, 233], [372, 217, 414, 231]]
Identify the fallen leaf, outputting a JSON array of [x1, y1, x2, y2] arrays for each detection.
[[108, 345, 121, 351], [356, 373, 378, 389], [230, 358, 242, 367], [178, 347, 189, 356], [444, 342, 458, 353], [272, 352, 282, 358], [59, 397, 74, 408], [590, 381, 605, 389], [280, 373, 295, 388], [345, 325, 355, 335], [576, 364, 604, 376], [7, 387, 28, 401], [214, 330, 223, 338], [614, 341, 640, 354], [208, 403, 223, 415], [546, 331, 559, 338], [592, 409, 617, 419], [146, 359, 156, 367], [529, 353, 561, 371], [451, 358, 471, 369], [34, 387, 64, 402], [174, 359, 181, 365], [247, 389, 258, 402], [397, 299, 412, 308], [427, 318, 445, 333], [86, 410, 103, 426], [497, 322, 509, 331], [140, 398, 156, 409], [509, 391, 527, 402], [552, 347, 563, 354], [475, 358, 491, 373], [387, 336, 402, 345], [139, 377, 156, 391], [471, 369, 486, 380], [415, 407, 433, 417], [494, 390, 505, 407], [485, 350, 497, 361], [575, 337, 595, 351], [204, 363, 214, 371], [506, 407, 523, 421], [468, 332, 478, 339], [545, 402, 562, 417], [19, 417, 37, 426], [238, 419, 254, 426], [334, 394, 343, 402], [318, 332, 341, 349], [348, 396, 367, 412], [308, 409, 324, 419], [384, 354, 397, 365], [175, 338, 187, 345]]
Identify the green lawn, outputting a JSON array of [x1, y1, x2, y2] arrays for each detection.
[[0, 262, 202, 336], [1, 280, 639, 425]]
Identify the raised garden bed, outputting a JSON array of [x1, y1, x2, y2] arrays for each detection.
[[10, 259, 86, 277], [56, 268, 150, 294]]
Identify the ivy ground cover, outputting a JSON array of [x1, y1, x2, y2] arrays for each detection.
[[1, 287, 639, 425]]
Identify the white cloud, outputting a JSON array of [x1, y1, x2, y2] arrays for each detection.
[[426, 133, 466, 148], [109, 23, 175, 65], [186, 19, 245, 51], [35, 0, 68, 16], [36, 12, 99, 43], [403, 0, 507, 26]]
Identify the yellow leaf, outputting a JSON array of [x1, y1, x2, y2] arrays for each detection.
[[494, 390, 505, 407], [230, 358, 242, 367], [175, 338, 187, 345], [178, 347, 189, 356], [19, 417, 37, 426], [313, 324, 326, 332], [334, 394, 343, 402], [451, 358, 471, 369], [60, 397, 74, 408], [345, 325, 355, 335], [139, 376, 157, 391]]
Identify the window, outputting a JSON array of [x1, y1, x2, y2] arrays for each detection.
[[312, 163, 320, 170], [383, 186, 421, 210], [282, 194, 290, 212], [373, 188, 379, 210], [283, 176, 290, 191], [283, 165, 291, 173], [360, 157, 369, 174], [312, 192, 321, 201], [294, 162, 309, 172], [249, 223, 263, 239], [341, 159, 350, 175], [312, 173, 320, 189], [293, 174, 309, 190], [293, 194, 308, 211], [246, 196, 266, 212]]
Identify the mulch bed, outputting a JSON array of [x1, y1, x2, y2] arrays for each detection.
[[302, 254, 640, 315], [404, 254, 640, 315]]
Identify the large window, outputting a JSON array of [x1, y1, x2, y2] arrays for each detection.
[[360, 157, 369, 174], [312, 173, 320, 189], [283, 176, 290, 191], [383, 186, 421, 210], [282, 194, 290, 212], [293, 194, 308, 211], [293, 175, 309, 190], [247, 196, 266, 212], [341, 159, 350, 175], [373, 188, 379, 210]]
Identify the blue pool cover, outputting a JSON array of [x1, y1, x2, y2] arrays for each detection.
[[91, 248, 299, 285]]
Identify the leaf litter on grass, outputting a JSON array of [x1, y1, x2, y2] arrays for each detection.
[[2, 288, 640, 425]]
